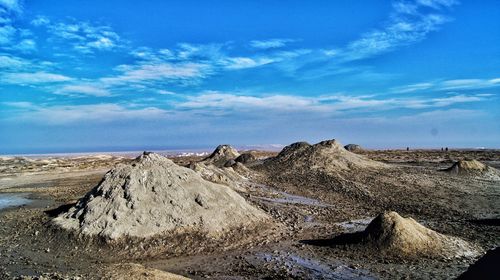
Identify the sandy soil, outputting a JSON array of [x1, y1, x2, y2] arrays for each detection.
[[0, 149, 498, 279]]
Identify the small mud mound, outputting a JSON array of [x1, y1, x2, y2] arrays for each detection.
[[364, 211, 479, 258], [446, 160, 487, 174], [344, 144, 363, 153], [268, 139, 384, 171], [444, 160, 500, 180], [203, 145, 240, 167], [457, 247, 499, 279], [52, 152, 268, 240]]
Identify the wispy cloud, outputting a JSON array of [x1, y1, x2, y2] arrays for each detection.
[[249, 38, 295, 49], [0, 71, 73, 84], [0, 25, 15, 44], [391, 82, 434, 93], [0, 54, 30, 69], [12, 38, 36, 52], [3, 102, 167, 124], [178, 91, 489, 113], [391, 77, 500, 93], [101, 62, 211, 86], [31, 16, 123, 54], [55, 84, 111, 97], [223, 56, 275, 69], [336, 1, 457, 62], [439, 78, 500, 90]]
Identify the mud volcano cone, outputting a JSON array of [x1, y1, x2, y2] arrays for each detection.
[[269, 139, 384, 171], [203, 145, 240, 167], [445, 159, 487, 174], [364, 211, 479, 258], [52, 152, 268, 240]]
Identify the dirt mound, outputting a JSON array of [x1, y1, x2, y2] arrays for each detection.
[[268, 139, 384, 171], [444, 160, 500, 180], [188, 161, 247, 192], [363, 211, 479, 258], [203, 145, 240, 167], [446, 160, 486, 174], [457, 247, 499, 279], [52, 152, 268, 240], [344, 144, 363, 153]]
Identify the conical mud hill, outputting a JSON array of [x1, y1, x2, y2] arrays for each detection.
[[202, 144, 240, 167], [268, 139, 384, 171], [189, 144, 247, 190], [52, 152, 268, 240], [363, 211, 479, 258]]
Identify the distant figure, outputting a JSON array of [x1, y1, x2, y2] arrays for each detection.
[[445, 147, 449, 152], [406, 147, 409, 151], [441, 147, 444, 152]]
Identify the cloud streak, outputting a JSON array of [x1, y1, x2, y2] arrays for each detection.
[[0, 71, 73, 84]]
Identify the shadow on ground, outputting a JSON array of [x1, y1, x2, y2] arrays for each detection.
[[44, 202, 76, 217], [300, 231, 365, 247]]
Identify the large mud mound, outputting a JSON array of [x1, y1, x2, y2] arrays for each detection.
[[203, 144, 240, 167], [364, 211, 479, 258], [52, 152, 268, 240], [268, 139, 384, 171]]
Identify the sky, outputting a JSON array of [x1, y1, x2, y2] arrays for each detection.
[[0, 0, 499, 154]]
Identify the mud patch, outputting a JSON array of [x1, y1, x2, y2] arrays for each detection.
[[255, 251, 374, 279], [0, 193, 31, 211]]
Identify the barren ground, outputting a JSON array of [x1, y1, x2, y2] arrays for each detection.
[[0, 149, 498, 279]]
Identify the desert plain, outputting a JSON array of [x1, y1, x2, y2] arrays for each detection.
[[0, 139, 498, 279]]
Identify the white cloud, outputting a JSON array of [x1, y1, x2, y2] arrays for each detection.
[[0, 25, 15, 44], [223, 57, 275, 69], [180, 92, 321, 111], [3, 102, 167, 124], [249, 39, 295, 49], [0, 0, 21, 13], [101, 62, 211, 86], [30, 15, 50, 26], [391, 82, 434, 93], [0, 71, 73, 84], [342, 13, 449, 61], [13, 38, 36, 52], [0, 54, 29, 69], [39, 18, 122, 53], [55, 84, 111, 97], [439, 78, 500, 90], [178, 91, 489, 113]]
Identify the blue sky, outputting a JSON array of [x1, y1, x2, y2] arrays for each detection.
[[0, 0, 499, 154]]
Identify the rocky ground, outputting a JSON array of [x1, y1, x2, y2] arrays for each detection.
[[0, 148, 498, 279]]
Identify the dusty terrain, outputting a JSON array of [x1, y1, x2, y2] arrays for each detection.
[[0, 145, 499, 279]]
